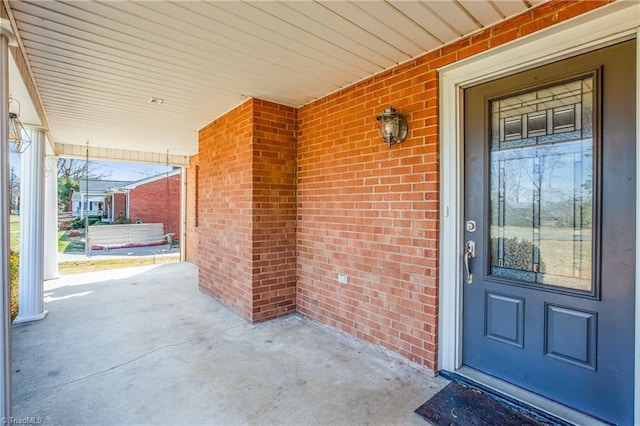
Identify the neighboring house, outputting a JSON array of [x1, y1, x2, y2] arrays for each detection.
[[73, 172, 180, 238], [107, 170, 180, 236], [72, 179, 130, 219]]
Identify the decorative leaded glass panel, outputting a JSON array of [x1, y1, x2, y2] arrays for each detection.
[[490, 77, 594, 291]]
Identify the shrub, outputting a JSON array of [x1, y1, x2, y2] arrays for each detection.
[[114, 213, 131, 225], [72, 215, 104, 228], [491, 237, 546, 273], [58, 217, 74, 231], [87, 215, 102, 226], [9, 250, 18, 321]]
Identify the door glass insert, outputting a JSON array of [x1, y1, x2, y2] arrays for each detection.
[[490, 77, 594, 291]]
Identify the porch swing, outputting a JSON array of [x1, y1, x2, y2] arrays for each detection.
[[83, 146, 175, 256]]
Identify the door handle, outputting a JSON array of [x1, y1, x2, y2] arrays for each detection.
[[464, 240, 476, 284]]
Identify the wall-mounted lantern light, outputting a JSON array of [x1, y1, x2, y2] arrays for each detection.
[[376, 106, 408, 148]]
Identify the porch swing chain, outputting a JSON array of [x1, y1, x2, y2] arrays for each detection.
[[85, 142, 90, 256], [85, 142, 89, 229], [166, 150, 171, 247]]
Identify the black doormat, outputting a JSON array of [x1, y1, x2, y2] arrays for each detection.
[[415, 382, 546, 426]]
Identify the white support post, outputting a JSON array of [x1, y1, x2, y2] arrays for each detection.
[[44, 155, 58, 280], [14, 128, 47, 324], [0, 18, 14, 421]]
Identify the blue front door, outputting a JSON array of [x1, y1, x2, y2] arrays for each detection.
[[462, 40, 636, 425]]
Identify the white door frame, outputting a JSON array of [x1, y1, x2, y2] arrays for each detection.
[[438, 1, 640, 422]]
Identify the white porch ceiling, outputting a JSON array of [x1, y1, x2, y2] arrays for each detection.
[[7, 0, 547, 157]]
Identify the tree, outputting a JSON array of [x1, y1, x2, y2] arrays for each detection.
[[9, 166, 19, 213], [57, 158, 111, 181], [140, 167, 161, 178], [58, 178, 78, 212]]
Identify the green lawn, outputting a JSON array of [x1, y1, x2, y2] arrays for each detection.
[[10, 215, 19, 251], [58, 230, 85, 253], [12, 215, 85, 254]]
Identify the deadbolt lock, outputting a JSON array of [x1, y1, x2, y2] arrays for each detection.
[[466, 220, 476, 232]]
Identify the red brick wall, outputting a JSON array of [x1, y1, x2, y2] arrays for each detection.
[[128, 173, 181, 236], [113, 193, 126, 221], [296, 0, 612, 371], [252, 100, 297, 321], [197, 100, 255, 318], [296, 76, 440, 368], [190, 99, 297, 321], [186, 155, 199, 265], [187, 0, 612, 368]]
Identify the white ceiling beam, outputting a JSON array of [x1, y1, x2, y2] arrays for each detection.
[[54, 143, 190, 167]]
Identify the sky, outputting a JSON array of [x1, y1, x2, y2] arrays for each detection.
[[9, 153, 171, 182], [88, 160, 171, 182]]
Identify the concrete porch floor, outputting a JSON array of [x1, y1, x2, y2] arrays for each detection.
[[12, 262, 447, 425]]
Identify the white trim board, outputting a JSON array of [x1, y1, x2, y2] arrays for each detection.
[[437, 0, 640, 423], [54, 143, 190, 167], [635, 24, 640, 426]]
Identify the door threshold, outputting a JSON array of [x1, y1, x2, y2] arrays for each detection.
[[452, 366, 611, 426]]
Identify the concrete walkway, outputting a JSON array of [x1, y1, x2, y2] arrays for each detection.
[[12, 262, 447, 425], [58, 245, 180, 263]]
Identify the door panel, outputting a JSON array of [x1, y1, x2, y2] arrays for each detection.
[[462, 41, 635, 425]]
